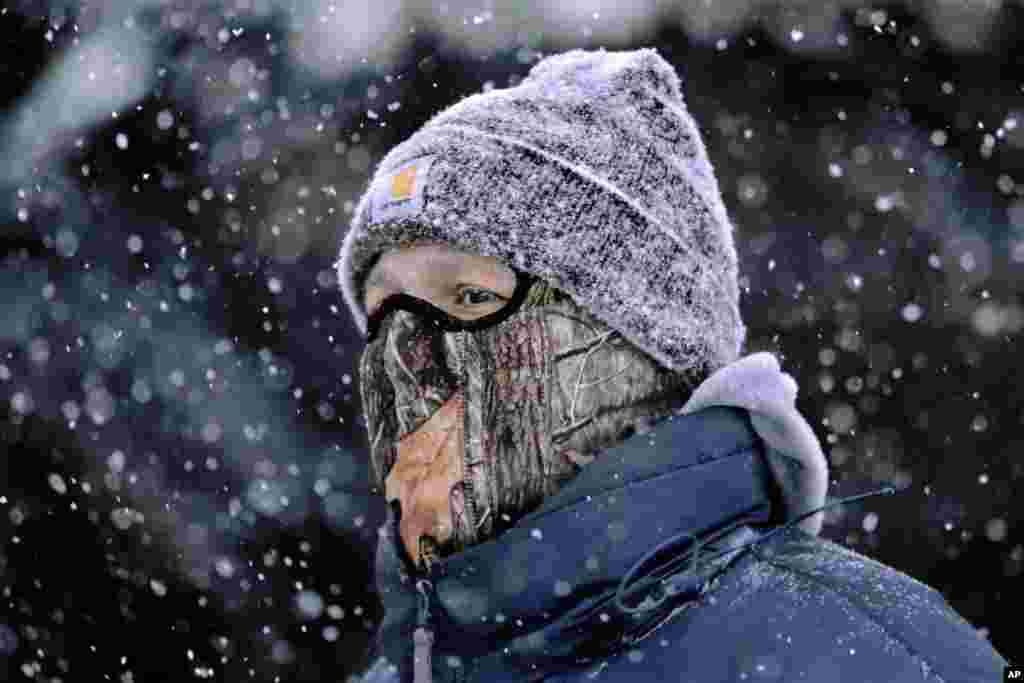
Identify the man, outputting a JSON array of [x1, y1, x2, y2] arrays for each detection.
[[335, 47, 1008, 682]]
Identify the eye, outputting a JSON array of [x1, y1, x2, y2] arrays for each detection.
[[456, 286, 502, 307]]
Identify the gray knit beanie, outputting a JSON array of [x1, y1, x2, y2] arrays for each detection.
[[335, 46, 746, 376]]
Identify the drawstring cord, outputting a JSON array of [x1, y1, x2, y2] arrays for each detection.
[[413, 578, 436, 683], [614, 483, 911, 616]]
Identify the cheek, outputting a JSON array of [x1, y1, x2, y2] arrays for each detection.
[[400, 333, 434, 373], [491, 316, 551, 402], [358, 344, 388, 404], [357, 345, 399, 486]]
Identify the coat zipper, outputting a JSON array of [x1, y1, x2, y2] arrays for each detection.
[[413, 577, 436, 683]]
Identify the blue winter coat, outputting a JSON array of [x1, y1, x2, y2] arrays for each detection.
[[357, 402, 1008, 683]]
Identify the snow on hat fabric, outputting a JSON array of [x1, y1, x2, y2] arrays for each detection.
[[335, 46, 747, 377]]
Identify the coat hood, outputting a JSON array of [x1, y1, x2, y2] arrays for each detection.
[[361, 352, 832, 682], [679, 351, 830, 536]]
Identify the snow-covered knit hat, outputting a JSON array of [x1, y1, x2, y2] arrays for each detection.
[[335, 46, 746, 376]]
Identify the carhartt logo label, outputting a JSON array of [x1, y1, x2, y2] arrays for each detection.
[[390, 165, 418, 200], [370, 156, 434, 224]]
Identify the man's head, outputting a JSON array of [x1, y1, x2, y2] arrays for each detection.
[[337, 47, 747, 568], [337, 47, 745, 378]]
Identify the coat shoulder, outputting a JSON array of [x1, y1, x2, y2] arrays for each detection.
[[698, 528, 1007, 682], [556, 528, 1007, 683], [751, 529, 1006, 674]]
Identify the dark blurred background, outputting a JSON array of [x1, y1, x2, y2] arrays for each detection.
[[0, 0, 1021, 680]]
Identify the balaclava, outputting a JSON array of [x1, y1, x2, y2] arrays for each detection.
[[359, 268, 702, 567], [336, 47, 747, 568]]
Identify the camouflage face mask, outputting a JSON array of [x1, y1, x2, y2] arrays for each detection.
[[358, 275, 698, 570]]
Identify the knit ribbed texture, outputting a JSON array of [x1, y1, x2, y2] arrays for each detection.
[[336, 47, 746, 377]]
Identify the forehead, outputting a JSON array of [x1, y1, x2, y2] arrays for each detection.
[[364, 242, 509, 289], [375, 244, 458, 272]]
